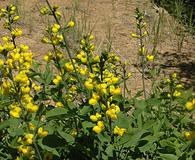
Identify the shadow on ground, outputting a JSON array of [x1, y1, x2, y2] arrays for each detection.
[[161, 51, 195, 90]]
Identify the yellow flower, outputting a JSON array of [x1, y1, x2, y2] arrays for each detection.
[[90, 115, 98, 122], [21, 86, 30, 94], [55, 11, 61, 19], [97, 83, 107, 94], [24, 133, 34, 144], [67, 21, 75, 28], [89, 44, 95, 51], [106, 109, 117, 120], [176, 84, 183, 88], [6, 59, 13, 69], [34, 85, 41, 92], [2, 36, 10, 42], [52, 23, 60, 33], [40, 7, 49, 15], [2, 79, 11, 95], [172, 73, 177, 79], [26, 103, 39, 113], [14, 72, 29, 84], [53, 75, 62, 85], [110, 85, 121, 95], [64, 62, 74, 72], [92, 126, 102, 134], [9, 106, 22, 118], [4, 43, 15, 51], [131, 33, 139, 38], [22, 94, 33, 103], [79, 67, 87, 75], [56, 102, 63, 107], [89, 98, 97, 106], [89, 34, 94, 40], [0, 59, 4, 67], [13, 15, 20, 21], [184, 131, 195, 140], [42, 37, 50, 43], [20, 44, 29, 51], [11, 28, 22, 37], [29, 122, 36, 131], [43, 55, 50, 62], [71, 129, 77, 138], [146, 55, 154, 61], [97, 121, 104, 130], [101, 104, 106, 110], [81, 57, 87, 63], [185, 99, 195, 111], [93, 55, 100, 63], [92, 92, 100, 100], [1, 8, 7, 13], [95, 112, 102, 119], [84, 80, 94, 90], [173, 90, 181, 97], [90, 112, 101, 122], [38, 127, 48, 138], [110, 77, 119, 84], [114, 126, 126, 136], [18, 145, 32, 155]]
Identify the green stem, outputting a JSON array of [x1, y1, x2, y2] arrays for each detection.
[[33, 141, 43, 160], [45, 0, 83, 89]]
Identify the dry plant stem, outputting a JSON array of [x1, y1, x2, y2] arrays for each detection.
[[122, 64, 126, 98], [45, 0, 83, 88], [138, 28, 147, 100]]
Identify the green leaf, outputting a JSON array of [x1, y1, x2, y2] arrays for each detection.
[[8, 127, 24, 137], [38, 139, 60, 157], [105, 144, 114, 157], [115, 112, 131, 129], [0, 118, 20, 130], [38, 134, 65, 157], [46, 107, 68, 118], [41, 64, 54, 85], [82, 121, 94, 129], [117, 129, 147, 148], [82, 121, 94, 134], [58, 131, 74, 143], [159, 154, 178, 160], [97, 133, 110, 143], [146, 98, 161, 106], [139, 142, 157, 152], [79, 106, 93, 116], [137, 114, 143, 129]]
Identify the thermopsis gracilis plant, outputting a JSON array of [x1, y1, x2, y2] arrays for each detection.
[[0, 1, 194, 160]]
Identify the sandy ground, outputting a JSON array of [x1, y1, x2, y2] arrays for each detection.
[[0, 0, 194, 94]]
